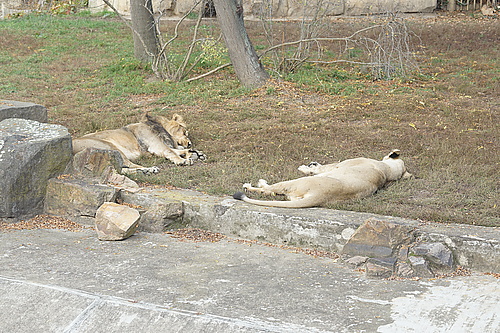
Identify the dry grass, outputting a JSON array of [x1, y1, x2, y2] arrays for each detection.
[[0, 12, 498, 226], [0, 215, 86, 231]]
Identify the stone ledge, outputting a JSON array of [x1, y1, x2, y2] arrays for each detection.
[[119, 188, 499, 274], [41, 177, 499, 274]]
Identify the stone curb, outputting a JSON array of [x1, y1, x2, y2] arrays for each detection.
[[120, 188, 499, 273]]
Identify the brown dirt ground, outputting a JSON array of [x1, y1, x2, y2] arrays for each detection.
[[1, 12, 498, 227]]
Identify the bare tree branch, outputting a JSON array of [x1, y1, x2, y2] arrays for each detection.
[[185, 63, 232, 82], [175, 2, 205, 80]]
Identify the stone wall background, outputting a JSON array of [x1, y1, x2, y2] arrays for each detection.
[[84, 0, 437, 18], [3, 0, 495, 20]]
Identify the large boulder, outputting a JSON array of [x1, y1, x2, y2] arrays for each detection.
[[0, 100, 48, 123], [0, 118, 72, 218]]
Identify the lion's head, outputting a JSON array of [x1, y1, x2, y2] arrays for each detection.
[[147, 114, 192, 149], [382, 149, 412, 180]]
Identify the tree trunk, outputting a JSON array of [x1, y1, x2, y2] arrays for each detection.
[[130, 0, 159, 62], [447, 0, 456, 11], [212, 0, 269, 88]]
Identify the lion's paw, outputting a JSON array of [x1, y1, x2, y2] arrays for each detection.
[[297, 165, 308, 172], [257, 179, 268, 187], [298, 162, 322, 175], [141, 166, 160, 175], [179, 159, 194, 166], [189, 150, 206, 161]]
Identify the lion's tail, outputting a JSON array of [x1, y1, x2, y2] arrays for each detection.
[[232, 192, 321, 208]]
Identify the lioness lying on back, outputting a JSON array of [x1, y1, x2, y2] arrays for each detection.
[[73, 113, 205, 174], [233, 150, 411, 208]]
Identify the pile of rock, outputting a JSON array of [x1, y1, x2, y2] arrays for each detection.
[[0, 100, 146, 241], [342, 219, 454, 278], [44, 146, 184, 235], [44, 147, 160, 240]]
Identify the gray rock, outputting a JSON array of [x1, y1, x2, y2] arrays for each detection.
[[408, 256, 434, 278], [411, 242, 454, 268], [72, 148, 123, 180], [106, 172, 141, 193], [95, 202, 141, 241], [0, 100, 48, 123], [395, 261, 415, 278], [0, 118, 71, 218], [394, 246, 415, 277], [365, 257, 397, 278], [44, 177, 119, 224], [342, 219, 415, 258], [410, 242, 454, 275], [120, 190, 185, 233], [344, 255, 369, 267]]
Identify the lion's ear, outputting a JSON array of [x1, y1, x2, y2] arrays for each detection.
[[388, 149, 401, 159], [141, 113, 154, 122], [172, 114, 184, 123]]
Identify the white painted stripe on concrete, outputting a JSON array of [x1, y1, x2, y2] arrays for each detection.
[[0, 275, 331, 333]]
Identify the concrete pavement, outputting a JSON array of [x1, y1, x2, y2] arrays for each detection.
[[1, 228, 499, 332]]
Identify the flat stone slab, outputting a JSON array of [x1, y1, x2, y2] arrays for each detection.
[[121, 188, 500, 273], [44, 177, 119, 222], [0, 229, 498, 332], [0, 100, 48, 123]]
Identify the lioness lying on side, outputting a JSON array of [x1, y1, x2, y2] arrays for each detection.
[[72, 113, 205, 174], [233, 150, 411, 208]]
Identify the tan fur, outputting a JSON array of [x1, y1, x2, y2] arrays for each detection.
[[234, 150, 411, 208], [72, 114, 205, 174]]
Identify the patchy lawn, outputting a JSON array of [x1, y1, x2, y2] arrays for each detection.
[[0, 11, 498, 226]]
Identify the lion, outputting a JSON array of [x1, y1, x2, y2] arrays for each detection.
[[72, 113, 205, 174], [233, 149, 411, 208]]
